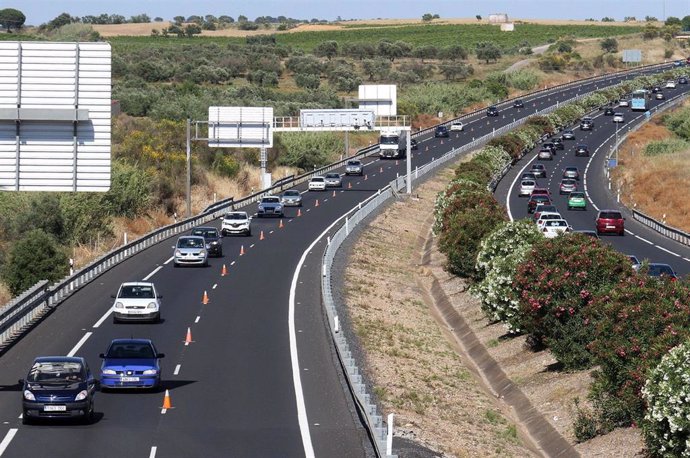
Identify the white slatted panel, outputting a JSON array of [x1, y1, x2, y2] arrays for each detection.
[[208, 106, 273, 148], [0, 41, 111, 192]]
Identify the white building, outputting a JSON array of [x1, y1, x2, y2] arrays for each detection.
[[489, 13, 509, 24]]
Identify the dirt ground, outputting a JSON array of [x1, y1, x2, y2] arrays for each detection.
[[343, 160, 643, 457]]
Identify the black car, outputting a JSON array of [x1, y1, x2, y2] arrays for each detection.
[[575, 144, 590, 157], [679, 77, 688, 85], [551, 138, 565, 150], [513, 99, 524, 108], [486, 106, 500, 117], [651, 86, 662, 94], [21, 356, 97, 424], [580, 117, 594, 130], [542, 142, 557, 154], [191, 226, 223, 257], [604, 107, 615, 116], [562, 129, 575, 140], [411, 138, 418, 150], [434, 125, 449, 138]]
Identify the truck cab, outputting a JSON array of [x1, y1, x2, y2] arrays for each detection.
[[379, 130, 408, 159]]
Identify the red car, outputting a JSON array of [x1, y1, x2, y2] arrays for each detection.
[[530, 187, 551, 198], [528, 195, 552, 213], [596, 210, 625, 236]]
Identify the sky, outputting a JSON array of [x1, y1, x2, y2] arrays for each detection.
[[5, 0, 690, 26]]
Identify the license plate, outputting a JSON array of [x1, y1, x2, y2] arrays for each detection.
[[121, 376, 139, 382], [44, 405, 66, 412], [606, 225, 615, 229]]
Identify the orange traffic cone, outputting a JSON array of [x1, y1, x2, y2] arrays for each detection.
[[297, 209, 302, 217], [315, 199, 319, 207], [202, 291, 209, 305], [184, 327, 193, 345], [240, 245, 245, 256], [425, 146, 429, 151], [162, 389, 172, 409], [440, 139, 444, 145], [279, 219, 284, 228], [221, 264, 228, 276], [348, 182, 352, 189], [259, 230, 265, 241]]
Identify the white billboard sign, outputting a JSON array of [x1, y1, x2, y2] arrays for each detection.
[[208, 107, 273, 148], [622, 49, 642, 63], [0, 41, 112, 192], [300, 109, 375, 130], [358, 84, 397, 116]]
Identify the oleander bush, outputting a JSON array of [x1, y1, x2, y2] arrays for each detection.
[[642, 340, 690, 457]]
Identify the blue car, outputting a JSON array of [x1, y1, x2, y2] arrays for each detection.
[[99, 339, 164, 390]]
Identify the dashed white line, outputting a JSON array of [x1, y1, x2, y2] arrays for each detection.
[[195, 316, 200, 323], [173, 364, 181, 376], [635, 235, 654, 245], [163, 256, 174, 265], [230, 261, 236, 266], [212, 284, 217, 290], [655, 245, 681, 257], [143, 266, 163, 281], [249, 244, 255, 248], [92, 308, 113, 329], [0, 428, 18, 456], [149, 446, 158, 458], [67, 332, 92, 357]]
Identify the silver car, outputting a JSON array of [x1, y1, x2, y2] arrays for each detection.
[[613, 113, 625, 123], [173, 236, 208, 267], [324, 172, 342, 187], [280, 189, 303, 207], [538, 149, 553, 160], [345, 160, 364, 176]]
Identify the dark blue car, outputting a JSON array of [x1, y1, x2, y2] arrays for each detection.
[[100, 339, 164, 390]]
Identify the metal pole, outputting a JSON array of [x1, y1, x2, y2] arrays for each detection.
[[405, 130, 412, 194], [345, 130, 349, 158], [615, 122, 619, 163], [386, 413, 394, 455], [186, 118, 191, 217], [260, 147, 268, 190]]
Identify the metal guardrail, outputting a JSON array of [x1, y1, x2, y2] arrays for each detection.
[[632, 210, 690, 246]]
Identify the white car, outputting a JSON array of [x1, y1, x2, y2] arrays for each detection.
[[221, 211, 251, 236], [309, 176, 326, 191], [618, 99, 629, 107], [519, 179, 536, 197], [536, 212, 563, 229], [112, 282, 161, 323], [541, 219, 571, 238], [612, 113, 625, 123], [450, 121, 464, 131], [538, 149, 553, 160], [666, 80, 676, 89]]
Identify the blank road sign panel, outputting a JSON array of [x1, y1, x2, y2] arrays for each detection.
[[0, 41, 112, 192], [358, 84, 397, 116], [208, 106, 273, 148]]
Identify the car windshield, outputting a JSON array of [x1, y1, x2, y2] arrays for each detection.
[[577, 145, 587, 149], [191, 228, 218, 238], [119, 285, 155, 299], [262, 197, 280, 203], [106, 342, 156, 359], [326, 173, 339, 179], [28, 361, 84, 384], [225, 213, 247, 220], [311, 177, 324, 183], [565, 167, 578, 172], [599, 212, 622, 219], [436, 127, 447, 132], [283, 191, 300, 197], [648, 265, 674, 276], [564, 130, 573, 134], [380, 136, 399, 144], [177, 237, 204, 248], [347, 161, 361, 166]]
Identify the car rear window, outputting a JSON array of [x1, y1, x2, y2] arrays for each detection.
[[521, 180, 535, 186], [599, 212, 622, 219]]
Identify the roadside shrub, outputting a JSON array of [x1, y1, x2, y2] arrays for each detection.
[[1, 229, 69, 295], [643, 138, 690, 156], [505, 69, 539, 90], [473, 145, 511, 175], [274, 131, 342, 170], [573, 398, 600, 442], [453, 159, 494, 184], [524, 115, 554, 136], [211, 153, 241, 178], [642, 340, 690, 457], [664, 106, 690, 140], [514, 234, 633, 369], [487, 133, 525, 161], [432, 178, 485, 234], [103, 162, 152, 218], [588, 277, 690, 427]]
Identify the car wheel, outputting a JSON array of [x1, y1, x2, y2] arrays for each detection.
[[22, 412, 31, 425], [620, 230, 625, 236], [203, 259, 208, 267], [173, 262, 179, 268], [113, 316, 119, 324], [83, 402, 94, 425], [247, 230, 252, 237], [154, 313, 161, 324], [567, 206, 572, 210], [218, 249, 223, 257]]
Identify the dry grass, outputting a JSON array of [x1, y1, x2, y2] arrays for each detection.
[[0, 282, 11, 307], [612, 113, 690, 230]]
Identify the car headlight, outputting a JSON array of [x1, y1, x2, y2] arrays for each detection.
[[211, 241, 218, 245], [200, 250, 207, 255], [142, 369, 158, 375], [115, 302, 124, 309], [148, 302, 157, 309], [175, 250, 183, 256], [23, 390, 35, 401], [205, 244, 211, 249], [75, 390, 88, 401], [102, 369, 116, 375]]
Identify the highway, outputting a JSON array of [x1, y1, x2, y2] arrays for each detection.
[[0, 63, 678, 458], [496, 81, 690, 277]]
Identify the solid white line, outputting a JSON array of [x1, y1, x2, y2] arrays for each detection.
[[143, 266, 163, 281], [149, 446, 157, 458], [67, 332, 92, 357], [0, 428, 18, 456], [506, 159, 536, 221], [161, 408, 167, 415], [163, 256, 174, 265], [174, 364, 181, 376], [92, 308, 113, 328], [655, 245, 681, 257]]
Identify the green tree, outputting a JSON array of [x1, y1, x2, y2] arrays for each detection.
[[600, 37, 618, 53], [476, 15, 482, 21], [422, 13, 433, 22], [601, 16, 615, 22], [2, 229, 68, 296], [476, 42, 501, 63], [412, 45, 438, 62], [645, 15, 658, 22], [643, 24, 659, 39], [682, 15, 690, 31], [294, 73, 320, 90], [438, 62, 473, 81], [314, 41, 339, 59], [173, 16, 185, 24], [184, 24, 202, 37], [361, 58, 391, 81], [0, 8, 26, 32], [439, 45, 468, 60], [665, 16, 682, 26]]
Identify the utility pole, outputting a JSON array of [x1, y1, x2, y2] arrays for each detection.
[[406, 129, 412, 194], [186, 118, 192, 217]]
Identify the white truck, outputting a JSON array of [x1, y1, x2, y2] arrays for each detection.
[[379, 130, 407, 159]]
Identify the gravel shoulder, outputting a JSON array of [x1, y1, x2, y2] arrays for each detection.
[[341, 158, 642, 457]]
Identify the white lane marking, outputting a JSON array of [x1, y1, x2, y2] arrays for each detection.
[[684, 257, 690, 262], [635, 235, 654, 245], [269, 230, 274, 234], [143, 266, 163, 281], [250, 244, 255, 248], [163, 256, 174, 265], [0, 428, 18, 456], [506, 159, 536, 221], [230, 261, 236, 266], [161, 408, 167, 415], [624, 229, 635, 235], [195, 316, 200, 323], [174, 365, 181, 376], [149, 446, 157, 458], [67, 332, 92, 357], [92, 308, 113, 329], [656, 245, 681, 257], [212, 284, 217, 290]]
